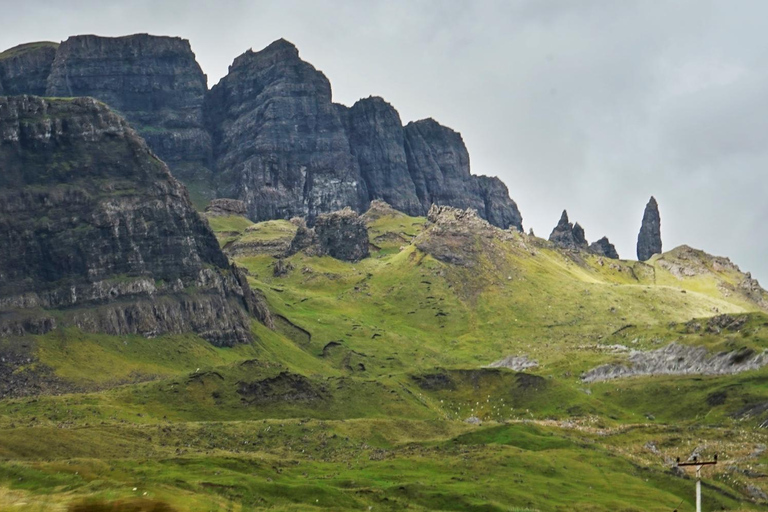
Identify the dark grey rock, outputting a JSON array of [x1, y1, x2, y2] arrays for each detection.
[[0, 96, 270, 345], [589, 236, 620, 259], [205, 198, 247, 217], [314, 208, 370, 262], [404, 118, 523, 230], [549, 210, 588, 250], [286, 218, 319, 256], [287, 208, 370, 262], [5, 35, 526, 231], [342, 96, 422, 216], [45, 34, 213, 192], [273, 258, 293, 277], [0, 42, 58, 96], [637, 196, 662, 261], [206, 39, 368, 223]]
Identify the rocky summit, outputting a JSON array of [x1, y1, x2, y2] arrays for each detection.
[[0, 95, 270, 345], [548, 210, 587, 250], [637, 196, 662, 261], [2, 34, 523, 228], [588, 236, 620, 259]]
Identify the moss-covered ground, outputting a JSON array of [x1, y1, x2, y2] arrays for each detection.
[[2, 208, 768, 510]]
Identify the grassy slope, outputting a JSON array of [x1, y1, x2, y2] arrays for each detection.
[[0, 41, 59, 60], [1, 208, 767, 510]]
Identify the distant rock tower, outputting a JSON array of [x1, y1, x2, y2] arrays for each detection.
[[549, 210, 587, 250], [637, 196, 662, 261]]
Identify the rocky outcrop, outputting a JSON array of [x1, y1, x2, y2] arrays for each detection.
[[0, 42, 58, 96], [205, 198, 247, 217], [0, 96, 270, 345], [582, 343, 768, 383], [588, 237, 619, 259], [205, 39, 368, 222], [4, 35, 525, 229], [637, 196, 662, 261], [655, 246, 768, 310], [286, 218, 319, 256], [414, 205, 521, 267], [342, 96, 421, 216], [548, 210, 587, 250], [286, 208, 369, 261], [403, 119, 523, 230], [313, 208, 370, 261], [45, 34, 213, 190], [206, 41, 523, 229], [485, 355, 538, 371]]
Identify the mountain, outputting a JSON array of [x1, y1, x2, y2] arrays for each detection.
[[0, 95, 269, 347], [45, 34, 214, 195], [1, 34, 523, 229], [3, 33, 768, 512]]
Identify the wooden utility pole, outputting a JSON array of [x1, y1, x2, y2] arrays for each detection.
[[677, 455, 717, 512]]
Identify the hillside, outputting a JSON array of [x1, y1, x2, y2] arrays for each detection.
[[1, 196, 768, 510]]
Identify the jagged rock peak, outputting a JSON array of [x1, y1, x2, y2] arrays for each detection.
[[637, 196, 662, 261], [588, 237, 619, 259], [0, 95, 270, 344], [3, 33, 525, 234], [549, 210, 588, 250], [230, 38, 300, 72]]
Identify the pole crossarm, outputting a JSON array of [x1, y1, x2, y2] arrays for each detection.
[[675, 455, 717, 512]]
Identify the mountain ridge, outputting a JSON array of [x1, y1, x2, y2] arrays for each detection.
[[1, 33, 524, 230]]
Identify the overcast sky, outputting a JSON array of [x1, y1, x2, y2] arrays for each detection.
[[3, 0, 767, 283]]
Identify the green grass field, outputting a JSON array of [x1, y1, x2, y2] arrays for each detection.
[[1, 207, 767, 510]]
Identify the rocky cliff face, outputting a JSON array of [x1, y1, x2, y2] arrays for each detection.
[[637, 196, 662, 261], [342, 96, 422, 216], [0, 96, 270, 345], [206, 41, 523, 229], [403, 119, 523, 230], [45, 34, 213, 193], [205, 39, 368, 222], [4, 35, 524, 229], [0, 42, 58, 96]]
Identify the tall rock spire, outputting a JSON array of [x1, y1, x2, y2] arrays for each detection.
[[637, 196, 662, 261]]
